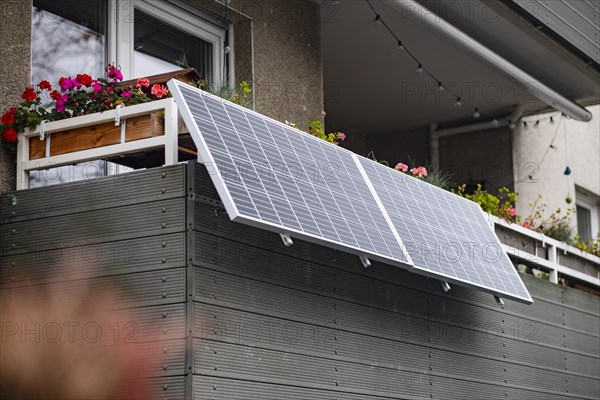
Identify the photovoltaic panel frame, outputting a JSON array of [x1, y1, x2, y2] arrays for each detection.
[[168, 79, 413, 269]]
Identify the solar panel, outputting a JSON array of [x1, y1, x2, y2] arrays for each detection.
[[168, 80, 412, 268], [357, 158, 533, 304], [168, 79, 532, 305]]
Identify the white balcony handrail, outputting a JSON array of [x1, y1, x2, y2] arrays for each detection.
[[22, 99, 174, 137], [16, 98, 180, 190], [490, 214, 600, 287]]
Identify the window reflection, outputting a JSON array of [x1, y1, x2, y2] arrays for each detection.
[[31, 0, 108, 188]]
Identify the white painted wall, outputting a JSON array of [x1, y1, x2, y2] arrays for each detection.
[[513, 105, 600, 238]]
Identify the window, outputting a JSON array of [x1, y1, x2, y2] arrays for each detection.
[[30, 0, 230, 187], [32, 0, 107, 87], [576, 188, 599, 242], [112, 0, 229, 83]]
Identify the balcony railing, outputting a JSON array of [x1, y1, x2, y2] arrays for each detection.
[[490, 215, 600, 289]]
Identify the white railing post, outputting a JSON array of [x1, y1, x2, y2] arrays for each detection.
[[16, 134, 30, 190], [547, 244, 559, 284], [163, 98, 178, 165]]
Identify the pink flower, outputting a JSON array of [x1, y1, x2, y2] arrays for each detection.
[[92, 81, 102, 92], [338, 132, 346, 141], [410, 166, 428, 178], [151, 84, 168, 99], [522, 221, 531, 229], [395, 163, 409, 172], [55, 94, 70, 113], [106, 63, 123, 81], [508, 208, 517, 217], [136, 78, 150, 89], [120, 91, 133, 98]]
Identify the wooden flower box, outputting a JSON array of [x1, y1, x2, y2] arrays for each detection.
[[17, 98, 181, 190], [28, 112, 165, 160]]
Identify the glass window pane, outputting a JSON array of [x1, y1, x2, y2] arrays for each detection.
[[577, 205, 592, 242], [133, 9, 213, 79], [32, 0, 107, 84]]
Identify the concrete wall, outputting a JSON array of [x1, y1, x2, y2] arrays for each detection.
[[0, 0, 32, 193], [514, 106, 600, 234]]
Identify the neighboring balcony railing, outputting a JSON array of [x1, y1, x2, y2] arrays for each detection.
[[490, 215, 600, 289]]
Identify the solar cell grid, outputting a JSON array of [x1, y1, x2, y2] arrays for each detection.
[[169, 79, 532, 304]]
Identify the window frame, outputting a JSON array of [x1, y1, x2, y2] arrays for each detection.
[[109, 0, 230, 84], [576, 190, 599, 241]]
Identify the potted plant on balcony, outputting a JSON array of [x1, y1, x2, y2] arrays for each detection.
[[0, 64, 171, 158]]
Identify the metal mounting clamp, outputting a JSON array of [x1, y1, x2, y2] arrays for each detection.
[[440, 280, 451, 292], [115, 104, 123, 126], [359, 255, 371, 268], [494, 295, 504, 306], [39, 120, 48, 140], [280, 234, 293, 247]]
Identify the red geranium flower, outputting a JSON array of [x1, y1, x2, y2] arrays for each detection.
[[76, 73, 93, 87], [151, 84, 168, 99], [22, 87, 37, 102], [2, 128, 18, 143], [1, 108, 17, 125], [50, 90, 62, 100], [38, 80, 52, 90]]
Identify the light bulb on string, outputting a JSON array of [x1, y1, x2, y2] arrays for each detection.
[[224, 44, 231, 54], [473, 108, 480, 119], [454, 97, 461, 107], [491, 119, 499, 127], [550, 116, 555, 125], [523, 121, 528, 129], [437, 82, 444, 91], [534, 120, 540, 127], [508, 120, 516, 130], [415, 63, 423, 74], [397, 41, 405, 51], [373, 15, 382, 25]]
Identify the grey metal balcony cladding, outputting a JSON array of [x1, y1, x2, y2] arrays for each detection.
[[168, 79, 532, 304], [1, 162, 598, 399], [511, 0, 600, 64]]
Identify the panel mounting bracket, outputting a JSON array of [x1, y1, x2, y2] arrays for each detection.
[[359, 255, 371, 268], [440, 280, 451, 292], [280, 234, 293, 247], [494, 296, 504, 306]]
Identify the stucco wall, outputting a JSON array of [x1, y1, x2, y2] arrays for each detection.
[[230, 0, 323, 125], [514, 105, 600, 231], [0, 0, 32, 193]]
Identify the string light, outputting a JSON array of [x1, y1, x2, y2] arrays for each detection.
[[508, 120, 516, 130], [365, 0, 503, 123], [492, 119, 499, 127], [550, 116, 555, 125], [523, 121, 528, 129]]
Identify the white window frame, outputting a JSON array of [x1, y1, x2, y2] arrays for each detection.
[[576, 190, 599, 240], [108, 0, 229, 84]]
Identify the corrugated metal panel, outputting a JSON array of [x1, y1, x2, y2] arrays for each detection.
[[1, 197, 185, 256], [190, 161, 599, 399], [104, 338, 187, 377], [193, 375, 414, 399], [0, 164, 186, 224], [0, 232, 186, 288], [194, 340, 432, 398], [1, 267, 186, 308], [138, 376, 186, 400], [511, 0, 600, 63]]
